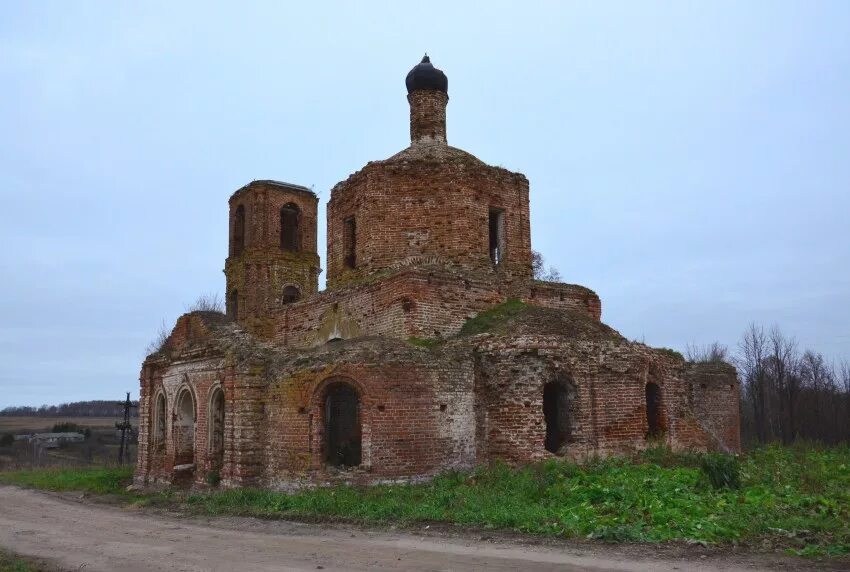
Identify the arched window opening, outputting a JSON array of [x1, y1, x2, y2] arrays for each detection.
[[543, 379, 575, 454], [280, 203, 300, 252], [154, 393, 166, 449], [324, 383, 361, 467], [228, 290, 238, 320], [488, 207, 504, 265], [343, 217, 356, 269], [175, 389, 196, 465], [208, 388, 225, 467], [282, 285, 301, 304], [232, 205, 245, 256], [646, 382, 662, 438]]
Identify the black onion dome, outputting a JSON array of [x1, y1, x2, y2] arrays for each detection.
[[405, 54, 448, 94]]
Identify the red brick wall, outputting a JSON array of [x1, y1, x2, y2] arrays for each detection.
[[135, 329, 740, 489], [225, 181, 320, 331], [687, 362, 742, 452], [326, 154, 532, 289], [408, 90, 448, 144], [264, 268, 600, 347], [472, 338, 724, 463]]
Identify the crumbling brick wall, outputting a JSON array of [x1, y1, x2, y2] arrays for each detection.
[[263, 267, 601, 347], [687, 362, 741, 452], [326, 151, 532, 290], [135, 309, 741, 490], [225, 181, 321, 332]]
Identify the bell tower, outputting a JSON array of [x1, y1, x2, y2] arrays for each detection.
[[224, 180, 320, 337]]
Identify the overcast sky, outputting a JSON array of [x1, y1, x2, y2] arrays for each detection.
[[1, 1, 848, 407]]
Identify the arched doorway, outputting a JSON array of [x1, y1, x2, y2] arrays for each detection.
[[543, 379, 576, 454], [645, 382, 662, 438], [175, 389, 196, 465], [324, 383, 361, 467], [208, 387, 225, 469]]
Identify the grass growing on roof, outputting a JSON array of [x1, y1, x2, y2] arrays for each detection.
[[459, 299, 528, 336], [407, 336, 440, 348]]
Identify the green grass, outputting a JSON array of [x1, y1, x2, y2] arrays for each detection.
[[459, 299, 528, 336], [407, 336, 440, 348], [0, 465, 132, 494], [0, 550, 40, 572], [1, 446, 848, 557]]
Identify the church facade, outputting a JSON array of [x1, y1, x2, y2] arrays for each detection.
[[134, 57, 740, 489]]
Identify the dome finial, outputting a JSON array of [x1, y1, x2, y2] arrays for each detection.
[[406, 54, 447, 94]]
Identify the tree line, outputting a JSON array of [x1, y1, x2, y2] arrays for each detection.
[[689, 325, 850, 446], [0, 400, 139, 418]]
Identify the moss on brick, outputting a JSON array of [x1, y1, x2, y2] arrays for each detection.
[[407, 336, 440, 348], [459, 299, 529, 336]]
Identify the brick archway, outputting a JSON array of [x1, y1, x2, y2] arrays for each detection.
[[313, 377, 364, 468]]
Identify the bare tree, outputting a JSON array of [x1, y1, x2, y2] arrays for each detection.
[[685, 342, 729, 363], [531, 250, 562, 282], [839, 360, 850, 440], [799, 351, 832, 440], [734, 323, 849, 446], [766, 326, 799, 444], [736, 323, 769, 444]]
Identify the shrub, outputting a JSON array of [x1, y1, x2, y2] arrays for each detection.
[[51, 422, 81, 433], [656, 347, 685, 362], [0, 433, 13, 447], [206, 468, 221, 487], [700, 452, 741, 489]]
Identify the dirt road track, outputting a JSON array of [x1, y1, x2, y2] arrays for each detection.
[[0, 486, 834, 571]]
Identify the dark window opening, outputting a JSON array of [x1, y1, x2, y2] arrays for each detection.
[[282, 285, 301, 304], [175, 390, 196, 465], [154, 393, 166, 449], [324, 384, 361, 467], [209, 388, 224, 467], [543, 380, 575, 454], [646, 382, 662, 438], [228, 290, 238, 320], [232, 205, 245, 256], [343, 217, 356, 269], [280, 203, 300, 252], [488, 208, 504, 265]]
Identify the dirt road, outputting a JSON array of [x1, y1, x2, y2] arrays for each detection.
[[0, 486, 831, 571]]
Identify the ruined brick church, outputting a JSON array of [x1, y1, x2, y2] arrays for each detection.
[[135, 56, 740, 489]]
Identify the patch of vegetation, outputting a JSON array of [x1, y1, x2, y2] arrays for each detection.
[[0, 550, 41, 572], [183, 445, 849, 556], [0, 433, 13, 447], [407, 337, 440, 348], [656, 347, 685, 362], [50, 422, 90, 438], [1, 446, 848, 557], [206, 468, 221, 487], [0, 465, 133, 494], [459, 299, 528, 336], [701, 452, 741, 490]]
